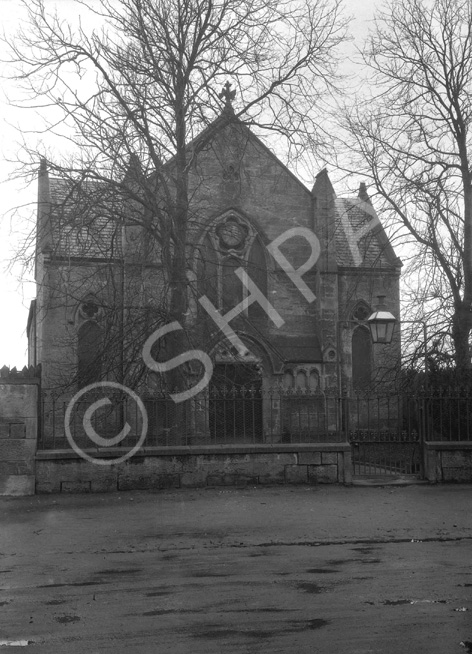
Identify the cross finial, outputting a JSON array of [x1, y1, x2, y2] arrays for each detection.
[[218, 81, 236, 111]]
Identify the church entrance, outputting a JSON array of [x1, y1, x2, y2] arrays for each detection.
[[209, 363, 263, 442]]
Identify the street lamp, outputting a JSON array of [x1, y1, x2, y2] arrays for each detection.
[[367, 295, 397, 344], [367, 296, 429, 385]]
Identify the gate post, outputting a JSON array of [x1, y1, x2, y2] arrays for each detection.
[[0, 366, 41, 496], [341, 393, 350, 442]]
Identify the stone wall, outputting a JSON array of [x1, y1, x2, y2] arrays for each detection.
[[0, 367, 40, 496], [424, 442, 472, 483], [35, 444, 352, 493]]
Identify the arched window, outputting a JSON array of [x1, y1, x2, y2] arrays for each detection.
[[196, 213, 267, 321], [222, 256, 243, 313], [248, 237, 267, 320], [296, 370, 307, 389], [352, 326, 372, 389], [77, 321, 102, 388], [283, 370, 294, 389], [196, 234, 218, 307], [309, 370, 320, 390]]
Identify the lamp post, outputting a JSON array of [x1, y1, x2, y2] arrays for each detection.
[[367, 295, 429, 386], [367, 295, 396, 345]]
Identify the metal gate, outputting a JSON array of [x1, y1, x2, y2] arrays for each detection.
[[349, 430, 422, 476], [347, 394, 422, 477]]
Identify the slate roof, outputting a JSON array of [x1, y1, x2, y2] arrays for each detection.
[[334, 197, 400, 269], [48, 178, 123, 258], [42, 118, 399, 274]]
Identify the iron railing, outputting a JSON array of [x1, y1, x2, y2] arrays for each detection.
[[38, 387, 343, 450], [38, 388, 472, 451]]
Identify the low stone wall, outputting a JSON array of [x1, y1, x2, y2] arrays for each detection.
[[35, 444, 352, 493], [424, 442, 472, 483], [0, 376, 39, 496]]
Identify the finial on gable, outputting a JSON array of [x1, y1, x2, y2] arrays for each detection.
[[124, 153, 143, 184], [358, 182, 371, 204], [219, 81, 236, 113]]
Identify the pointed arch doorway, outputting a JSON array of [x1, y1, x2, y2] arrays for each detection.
[[208, 345, 263, 442]]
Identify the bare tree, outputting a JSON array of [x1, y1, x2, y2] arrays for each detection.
[[5, 0, 348, 390], [342, 0, 472, 373]]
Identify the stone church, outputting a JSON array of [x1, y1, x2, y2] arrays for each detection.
[[27, 101, 401, 443]]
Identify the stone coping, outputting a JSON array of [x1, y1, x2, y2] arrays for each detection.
[[0, 378, 40, 385], [424, 441, 472, 450], [36, 442, 351, 460]]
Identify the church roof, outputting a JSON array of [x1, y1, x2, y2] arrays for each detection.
[[46, 178, 123, 258], [40, 109, 400, 273], [333, 197, 401, 269]]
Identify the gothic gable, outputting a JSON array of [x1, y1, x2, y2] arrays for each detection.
[[334, 198, 401, 270]]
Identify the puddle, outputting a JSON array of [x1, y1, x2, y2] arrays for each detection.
[[194, 628, 244, 640], [37, 581, 105, 588], [193, 618, 330, 639], [54, 614, 81, 624], [359, 558, 382, 564], [325, 558, 381, 566], [306, 568, 337, 574], [304, 619, 330, 630], [325, 559, 357, 566], [191, 571, 232, 578], [96, 569, 141, 575], [143, 608, 203, 616], [248, 550, 271, 557], [296, 582, 325, 594], [383, 599, 447, 606]]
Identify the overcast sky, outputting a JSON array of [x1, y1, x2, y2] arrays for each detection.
[[0, 0, 379, 368]]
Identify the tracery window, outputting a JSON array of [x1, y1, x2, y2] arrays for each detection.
[[196, 212, 267, 320], [352, 301, 371, 322], [77, 320, 102, 388]]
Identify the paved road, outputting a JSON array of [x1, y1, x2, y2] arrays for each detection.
[[1, 484, 472, 653]]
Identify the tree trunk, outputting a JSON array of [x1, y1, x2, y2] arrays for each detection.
[[452, 304, 471, 374], [166, 88, 191, 411]]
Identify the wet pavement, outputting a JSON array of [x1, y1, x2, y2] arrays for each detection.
[[1, 484, 472, 653]]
